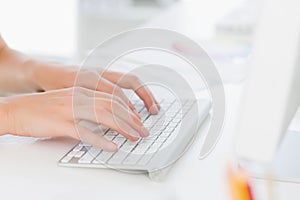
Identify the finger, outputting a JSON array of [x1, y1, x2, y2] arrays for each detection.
[[73, 94, 144, 134], [70, 124, 117, 152], [134, 84, 160, 115], [103, 99, 150, 137], [100, 71, 160, 114], [98, 109, 142, 141], [89, 96, 143, 130], [76, 70, 137, 112], [97, 78, 137, 112], [74, 86, 140, 119], [76, 104, 143, 140], [75, 87, 127, 109], [99, 101, 149, 138]]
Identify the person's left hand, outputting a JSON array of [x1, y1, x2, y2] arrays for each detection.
[[33, 63, 160, 115]]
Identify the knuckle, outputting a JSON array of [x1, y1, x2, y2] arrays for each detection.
[[63, 87, 74, 95], [64, 70, 78, 86], [114, 95, 124, 104], [130, 74, 140, 83], [110, 99, 119, 106], [82, 69, 98, 77], [107, 99, 121, 111], [95, 105, 106, 114], [114, 85, 122, 92], [112, 86, 122, 95], [103, 99, 115, 108], [104, 92, 114, 99], [72, 86, 86, 93], [128, 74, 143, 89]]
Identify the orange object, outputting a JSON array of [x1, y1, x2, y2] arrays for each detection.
[[227, 165, 254, 200]]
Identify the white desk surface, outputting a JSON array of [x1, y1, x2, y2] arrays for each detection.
[[2, 84, 299, 200], [0, 83, 238, 200], [1, 0, 300, 200]]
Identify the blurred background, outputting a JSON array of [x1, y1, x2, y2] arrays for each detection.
[[0, 0, 254, 62]]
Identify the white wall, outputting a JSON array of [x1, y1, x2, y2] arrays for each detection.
[[0, 0, 76, 57]]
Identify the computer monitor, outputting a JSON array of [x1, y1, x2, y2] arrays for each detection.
[[235, 0, 300, 166]]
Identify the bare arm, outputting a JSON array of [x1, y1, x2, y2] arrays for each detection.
[[0, 35, 41, 93], [0, 35, 160, 149], [0, 35, 5, 52]]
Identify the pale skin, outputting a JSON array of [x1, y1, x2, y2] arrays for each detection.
[[0, 35, 160, 152]]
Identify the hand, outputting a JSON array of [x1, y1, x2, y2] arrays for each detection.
[[1, 87, 150, 151], [33, 64, 160, 114]]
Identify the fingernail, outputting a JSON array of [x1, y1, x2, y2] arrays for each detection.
[[129, 129, 140, 138], [106, 142, 117, 152], [156, 103, 161, 110], [141, 127, 150, 137], [149, 104, 160, 115]]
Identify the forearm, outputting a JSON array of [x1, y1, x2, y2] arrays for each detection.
[[0, 35, 41, 93], [0, 98, 8, 135]]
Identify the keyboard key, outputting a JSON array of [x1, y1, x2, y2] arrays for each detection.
[[61, 156, 72, 163], [105, 130, 118, 136], [159, 131, 171, 138], [138, 138, 154, 145], [150, 126, 162, 135], [162, 138, 174, 149], [163, 126, 175, 133], [112, 137, 126, 148], [120, 144, 135, 152], [154, 118, 165, 126], [74, 151, 85, 158], [138, 154, 153, 166], [121, 140, 138, 152], [93, 151, 114, 164], [104, 135, 114, 141], [146, 112, 163, 125], [107, 151, 129, 165], [123, 140, 139, 146], [78, 152, 94, 163], [59, 98, 192, 167], [66, 151, 78, 157], [160, 103, 172, 108], [134, 103, 144, 112], [88, 147, 102, 157], [132, 147, 148, 155], [139, 109, 150, 121], [147, 143, 162, 154], [168, 121, 180, 128], [155, 137, 167, 143], [169, 104, 181, 112], [72, 145, 83, 152], [172, 119, 182, 125], [163, 117, 173, 124], [165, 112, 177, 117], [143, 121, 154, 129], [93, 126, 109, 135], [132, 143, 151, 154], [78, 142, 91, 147], [123, 154, 141, 165]]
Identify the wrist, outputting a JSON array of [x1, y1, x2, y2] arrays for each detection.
[[0, 34, 7, 55], [0, 46, 44, 92], [32, 63, 80, 91], [0, 98, 9, 136], [22, 58, 44, 92], [30, 63, 55, 91]]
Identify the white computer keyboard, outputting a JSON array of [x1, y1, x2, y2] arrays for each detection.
[[59, 99, 195, 167]]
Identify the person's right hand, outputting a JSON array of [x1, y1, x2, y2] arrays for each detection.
[[1, 87, 149, 152]]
